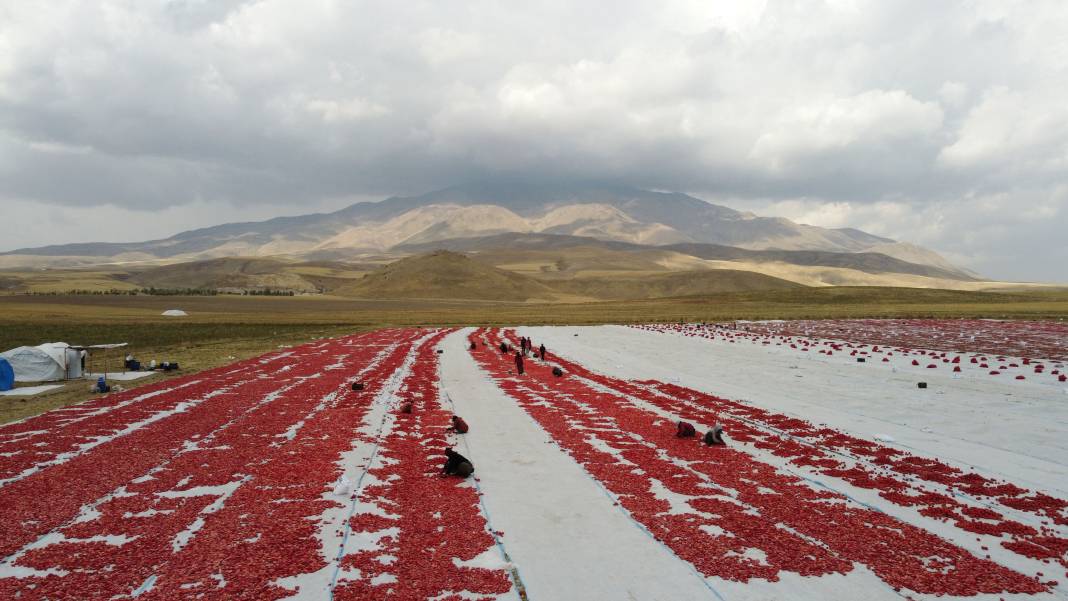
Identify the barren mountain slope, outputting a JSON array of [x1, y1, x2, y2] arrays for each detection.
[[3, 182, 965, 277]]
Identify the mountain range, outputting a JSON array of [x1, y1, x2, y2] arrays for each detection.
[[2, 181, 1008, 297], [3, 181, 967, 271]]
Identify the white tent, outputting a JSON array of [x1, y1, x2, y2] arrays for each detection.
[[162, 309, 188, 317], [0, 343, 83, 382]]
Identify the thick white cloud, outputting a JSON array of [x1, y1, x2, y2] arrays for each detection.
[[939, 87, 1068, 173], [750, 90, 944, 172], [1, 0, 1066, 280]]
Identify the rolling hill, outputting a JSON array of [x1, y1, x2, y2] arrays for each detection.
[[128, 257, 389, 293], [337, 251, 569, 302], [130, 258, 315, 291], [658, 242, 973, 280], [549, 269, 803, 300], [398, 232, 974, 281], [337, 251, 803, 302]]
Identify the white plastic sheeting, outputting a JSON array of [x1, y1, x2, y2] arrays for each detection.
[[0, 343, 83, 382], [0, 384, 64, 397]]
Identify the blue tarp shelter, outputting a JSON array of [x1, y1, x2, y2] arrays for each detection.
[[0, 358, 14, 391]]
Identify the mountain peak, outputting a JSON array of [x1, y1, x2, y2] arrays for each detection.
[[394, 179, 723, 216]]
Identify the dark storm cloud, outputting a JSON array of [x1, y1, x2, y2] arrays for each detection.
[[1, 0, 1066, 279]]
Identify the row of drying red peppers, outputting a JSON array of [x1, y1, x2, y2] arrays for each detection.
[[0, 329, 426, 599], [337, 328, 514, 600], [471, 328, 1055, 596]]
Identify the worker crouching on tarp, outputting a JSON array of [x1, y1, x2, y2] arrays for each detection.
[[451, 415, 469, 434], [442, 448, 474, 478], [676, 421, 696, 438], [703, 424, 726, 446]]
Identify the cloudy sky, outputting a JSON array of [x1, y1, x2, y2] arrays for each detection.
[[2, 0, 1066, 281]]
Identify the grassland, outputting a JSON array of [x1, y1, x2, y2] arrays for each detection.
[[2, 287, 1065, 424], [0, 258, 382, 296], [4, 285, 1067, 326], [0, 269, 140, 294]]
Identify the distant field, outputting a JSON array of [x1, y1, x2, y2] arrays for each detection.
[[0, 269, 140, 293], [2, 287, 1068, 328]]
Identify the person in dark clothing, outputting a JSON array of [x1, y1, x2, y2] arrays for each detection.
[[470, 341, 477, 351], [400, 402, 413, 414], [539, 343, 547, 360], [499, 341, 509, 354], [514, 351, 525, 375], [703, 424, 726, 446], [676, 421, 696, 438], [442, 448, 474, 477], [451, 415, 469, 433]]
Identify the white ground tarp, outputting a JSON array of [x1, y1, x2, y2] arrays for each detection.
[[85, 371, 156, 381], [0, 343, 82, 382], [162, 309, 188, 317], [0, 384, 64, 397]]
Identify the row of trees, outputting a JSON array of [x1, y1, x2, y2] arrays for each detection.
[[23, 287, 298, 296], [242, 288, 296, 296], [25, 289, 149, 296], [140, 287, 220, 296]]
